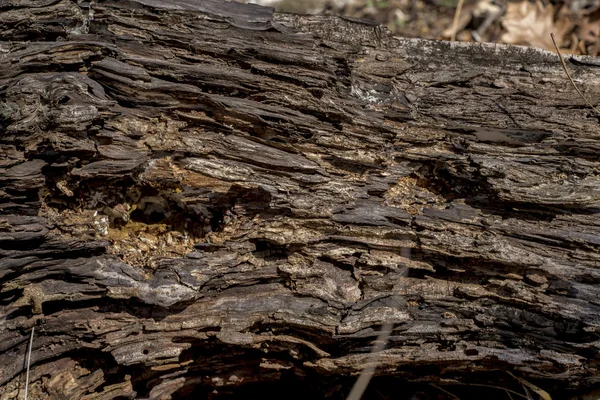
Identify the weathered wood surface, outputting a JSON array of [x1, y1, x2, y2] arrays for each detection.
[[1, 0, 600, 398]]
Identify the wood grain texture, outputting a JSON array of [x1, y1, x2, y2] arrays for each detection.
[[1, 0, 599, 398]]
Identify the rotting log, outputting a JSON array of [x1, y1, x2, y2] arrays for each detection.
[[1, 0, 600, 399]]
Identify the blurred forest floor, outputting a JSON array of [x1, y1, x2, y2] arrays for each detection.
[[243, 0, 600, 55]]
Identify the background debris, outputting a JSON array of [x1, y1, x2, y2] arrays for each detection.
[[246, 0, 600, 54]]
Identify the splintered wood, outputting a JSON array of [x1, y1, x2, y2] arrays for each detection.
[[1, 0, 599, 399]]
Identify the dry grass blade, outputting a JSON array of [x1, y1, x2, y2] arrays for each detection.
[[451, 0, 465, 41], [346, 248, 411, 400], [521, 385, 535, 400], [24, 326, 34, 400], [430, 383, 461, 399], [507, 372, 552, 400], [346, 322, 394, 400], [550, 32, 600, 115], [468, 384, 530, 399]]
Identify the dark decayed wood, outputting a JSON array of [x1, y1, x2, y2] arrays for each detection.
[[1, 0, 600, 398]]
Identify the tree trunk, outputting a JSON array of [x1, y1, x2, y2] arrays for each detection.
[[1, 0, 599, 399]]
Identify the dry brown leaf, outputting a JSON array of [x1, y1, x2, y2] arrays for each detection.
[[579, 16, 600, 43], [501, 0, 572, 51]]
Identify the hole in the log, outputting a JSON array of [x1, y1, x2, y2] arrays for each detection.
[[324, 155, 382, 174], [252, 239, 302, 261], [42, 297, 108, 316], [464, 348, 479, 356], [0, 235, 45, 251], [411, 157, 581, 223], [269, 137, 287, 144], [0, 288, 22, 306], [39, 174, 215, 266], [39, 160, 277, 266], [412, 161, 494, 203], [244, 322, 339, 355], [318, 255, 355, 272], [436, 341, 456, 352], [3, 306, 32, 321], [142, 349, 150, 355]]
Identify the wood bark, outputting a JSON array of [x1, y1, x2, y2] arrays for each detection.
[[1, 0, 600, 398]]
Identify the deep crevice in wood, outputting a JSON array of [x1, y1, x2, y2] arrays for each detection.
[[1, 0, 600, 399]]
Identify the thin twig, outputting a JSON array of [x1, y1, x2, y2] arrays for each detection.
[[24, 326, 34, 400], [451, 0, 465, 42], [550, 32, 600, 115]]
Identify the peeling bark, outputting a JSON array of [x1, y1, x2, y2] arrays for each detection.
[[1, 0, 600, 399]]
